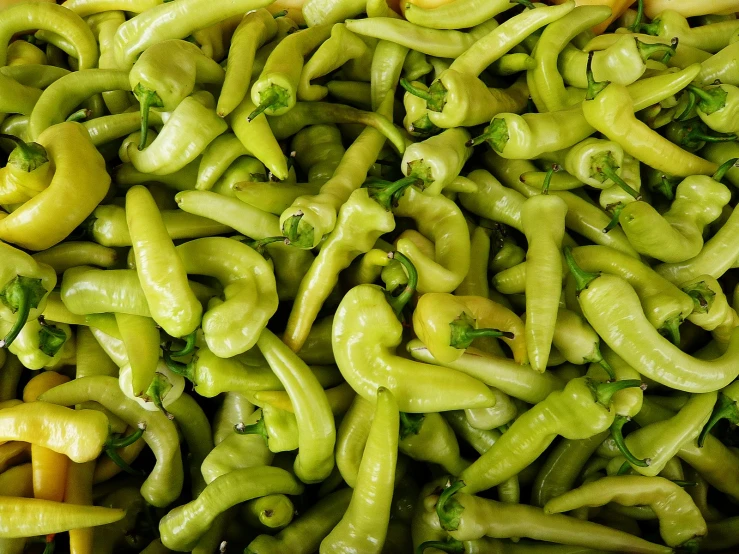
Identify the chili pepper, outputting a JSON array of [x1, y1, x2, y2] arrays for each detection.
[[298, 25, 367, 103], [0, 354, 23, 402], [228, 96, 289, 180], [0, 73, 42, 117], [0, 317, 73, 371], [321, 387, 398, 554], [195, 133, 250, 191], [326, 80, 372, 109], [7, 39, 47, 67], [0, 462, 32, 497], [434, 480, 672, 553], [688, 83, 739, 135], [0, 64, 69, 89], [39, 375, 184, 507], [284, 187, 396, 352], [236, 403, 300, 453], [279, 94, 394, 248], [335, 395, 374, 488], [129, 39, 225, 148], [31, 242, 117, 274], [454, 226, 491, 298], [458, 377, 642, 494], [292, 124, 346, 183], [644, 0, 739, 19], [545, 475, 706, 548], [112, 0, 273, 68], [0, 3, 98, 69], [584, 32, 711, 69], [619, 160, 733, 262], [0, 497, 124, 539], [618, 391, 716, 477], [166, 393, 212, 500], [159, 466, 304, 551], [301, 0, 365, 26], [174, 190, 315, 300], [234, 182, 322, 216], [243, 494, 295, 531], [267, 102, 407, 154], [464, 388, 517, 431], [246, 488, 353, 554], [413, 293, 526, 365], [404, 0, 520, 30], [407, 340, 565, 404], [216, 10, 277, 118], [396, 129, 471, 195], [126, 185, 202, 337], [249, 24, 332, 119], [370, 40, 408, 111], [403, 81, 440, 139], [643, 9, 739, 53], [210, 156, 282, 198], [28, 69, 130, 140], [112, 314, 160, 400], [566, 246, 739, 392], [696, 40, 739, 86], [664, 119, 737, 154], [399, 411, 470, 476], [0, 123, 110, 250]]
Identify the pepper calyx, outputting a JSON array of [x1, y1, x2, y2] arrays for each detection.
[[400, 78, 447, 113], [697, 393, 739, 447], [658, 316, 682, 346], [282, 212, 315, 249], [467, 118, 508, 151], [132, 84, 164, 150], [234, 415, 268, 441], [585, 52, 610, 101], [563, 246, 599, 293], [139, 372, 175, 415], [688, 84, 728, 115], [591, 379, 644, 407], [162, 349, 195, 382], [164, 330, 198, 358], [399, 412, 425, 440], [365, 176, 422, 210], [712, 157, 739, 182], [681, 281, 716, 315], [385, 251, 418, 317], [0, 134, 48, 173], [635, 37, 677, 64], [248, 85, 291, 121], [0, 276, 46, 349], [436, 479, 466, 532], [603, 202, 625, 233], [592, 152, 640, 199], [38, 323, 67, 357], [449, 311, 513, 350]]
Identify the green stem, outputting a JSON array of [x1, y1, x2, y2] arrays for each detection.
[[133, 84, 163, 151], [676, 90, 696, 121], [399, 412, 425, 440], [635, 37, 677, 63], [105, 446, 145, 476], [563, 246, 599, 292], [65, 108, 92, 122], [166, 330, 198, 358], [282, 212, 314, 249], [385, 251, 417, 316], [467, 118, 509, 152], [681, 281, 715, 314], [713, 157, 739, 182], [616, 460, 631, 475], [595, 156, 640, 199], [698, 393, 739, 447], [585, 51, 609, 100], [245, 236, 288, 258], [106, 423, 145, 449], [436, 479, 466, 532], [592, 379, 644, 406], [640, 18, 661, 37], [672, 480, 698, 488], [687, 84, 727, 115], [449, 312, 513, 350], [541, 165, 558, 195], [0, 276, 46, 349], [0, 134, 49, 172], [38, 323, 68, 357], [603, 202, 625, 233], [399, 78, 434, 102], [42, 537, 55, 554], [234, 416, 268, 441], [629, 0, 644, 32], [248, 85, 290, 121], [417, 539, 465, 554], [162, 349, 194, 381], [365, 176, 421, 210], [610, 415, 651, 468], [659, 316, 681, 346], [592, 345, 616, 380]]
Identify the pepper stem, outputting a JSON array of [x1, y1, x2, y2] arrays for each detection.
[[272, 9, 288, 17], [365, 176, 421, 210], [713, 157, 739, 182], [385, 251, 418, 316], [603, 202, 625, 233], [541, 165, 558, 195], [162, 349, 194, 382], [698, 393, 739, 447], [681, 281, 715, 314], [133, 84, 163, 150], [610, 415, 651, 468], [0, 276, 46, 350], [676, 90, 696, 121], [234, 416, 268, 440], [106, 423, 145, 450], [0, 134, 48, 172], [687, 84, 728, 115], [282, 212, 315, 249], [65, 108, 92, 122], [399, 78, 434, 102], [585, 51, 609, 100], [590, 345, 616, 380], [399, 412, 425, 440], [245, 236, 288, 258], [653, 174, 677, 200], [563, 246, 599, 293], [596, 161, 641, 199], [659, 315, 681, 346], [467, 118, 509, 152], [165, 330, 197, 358], [616, 460, 631, 475], [104, 446, 144, 476], [416, 539, 465, 554], [248, 86, 290, 121], [436, 479, 466, 532], [449, 312, 513, 350], [38, 323, 68, 357], [140, 373, 173, 417], [592, 379, 644, 406], [628, 0, 644, 32], [635, 37, 677, 63]]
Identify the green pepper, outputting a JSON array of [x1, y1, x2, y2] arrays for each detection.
[[399, 412, 470, 476], [284, 187, 396, 352], [292, 124, 346, 184], [0, 318, 72, 370], [321, 387, 399, 554], [403, 81, 440, 139], [696, 40, 739, 86], [464, 388, 518, 432], [0, 73, 42, 117], [336, 395, 375, 489], [689, 83, 739, 135], [404, 0, 521, 32], [643, 9, 739, 53], [159, 466, 304, 551], [195, 133, 251, 191], [243, 494, 295, 531]]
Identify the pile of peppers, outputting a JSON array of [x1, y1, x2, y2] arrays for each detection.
[[2, 0, 739, 552]]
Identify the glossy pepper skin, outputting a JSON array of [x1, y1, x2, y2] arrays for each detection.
[[320, 388, 399, 553], [159, 466, 304, 551], [457, 377, 641, 494], [284, 187, 395, 352], [0, 123, 110, 251], [544, 475, 706, 548], [39, 376, 184, 508], [433, 483, 672, 553], [176, 237, 278, 357], [0, 135, 52, 204], [399, 411, 470, 476]]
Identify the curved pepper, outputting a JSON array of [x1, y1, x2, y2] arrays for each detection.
[[243, 494, 295, 531], [544, 475, 706, 548], [689, 83, 739, 135], [413, 293, 526, 365], [404, 0, 518, 31], [399, 411, 469, 476], [0, 123, 110, 251], [236, 404, 299, 453], [176, 237, 278, 357], [39, 375, 184, 507], [321, 387, 398, 554], [643, 9, 739, 53], [1, 318, 73, 370], [0, 134, 51, 205], [292, 124, 346, 184], [159, 466, 304, 551]]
